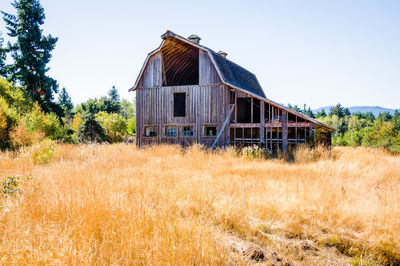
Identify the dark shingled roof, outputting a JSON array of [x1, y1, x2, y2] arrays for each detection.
[[208, 50, 266, 99]]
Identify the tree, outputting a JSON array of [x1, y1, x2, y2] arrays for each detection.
[[108, 86, 120, 102], [78, 111, 107, 143], [2, 0, 61, 115], [377, 112, 392, 122], [120, 98, 135, 119], [288, 103, 302, 113], [316, 109, 327, 118], [303, 106, 315, 118], [329, 103, 350, 118], [0, 32, 6, 76], [58, 87, 73, 116]]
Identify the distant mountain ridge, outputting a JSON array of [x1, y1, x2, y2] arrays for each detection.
[[313, 106, 397, 117]]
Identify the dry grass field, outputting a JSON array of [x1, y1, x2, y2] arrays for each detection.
[[0, 143, 399, 265]]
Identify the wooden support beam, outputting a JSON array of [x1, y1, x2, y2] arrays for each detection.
[[282, 109, 288, 153], [251, 97, 254, 124], [211, 104, 235, 149], [234, 90, 237, 123], [260, 101, 265, 143]]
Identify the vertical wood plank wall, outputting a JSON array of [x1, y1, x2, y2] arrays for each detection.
[[137, 85, 230, 147], [199, 50, 221, 85]]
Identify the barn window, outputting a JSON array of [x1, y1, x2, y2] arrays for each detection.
[[144, 126, 156, 137], [165, 126, 177, 137], [205, 126, 217, 137], [173, 92, 186, 117], [183, 126, 193, 137]]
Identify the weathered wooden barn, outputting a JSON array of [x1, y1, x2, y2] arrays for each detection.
[[130, 31, 334, 152]]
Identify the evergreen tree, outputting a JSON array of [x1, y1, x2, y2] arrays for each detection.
[[303, 106, 315, 118], [58, 87, 73, 116], [377, 112, 392, 122], [0, 32, 6, 76], [108, 86, 120, 102], [288, 103, 302, 113], [329, 103, 350, 118], [316, 109, 327, 118], [2, 0, 61, 115], [78, 111, 107, 143]]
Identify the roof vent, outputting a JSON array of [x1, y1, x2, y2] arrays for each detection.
[[188, 34, 201, 44], [217, 51, 228, 58]]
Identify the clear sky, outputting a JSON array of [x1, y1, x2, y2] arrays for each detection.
[[1, 0, 399, 109]]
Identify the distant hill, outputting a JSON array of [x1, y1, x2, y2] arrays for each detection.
[[313, 106, 397, 117]]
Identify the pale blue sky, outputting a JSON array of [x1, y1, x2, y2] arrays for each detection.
[[1, 0, 399, 109]]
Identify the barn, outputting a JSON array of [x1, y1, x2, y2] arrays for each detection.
[[130, 31, 334, 152]]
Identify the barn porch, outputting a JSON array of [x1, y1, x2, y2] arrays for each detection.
[[229, 89, 333, 153]]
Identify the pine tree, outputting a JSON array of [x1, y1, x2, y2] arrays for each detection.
[[58, 87, 73, 116], [2, 0, 61, 115], [0, 32, 5, 76], [78, 111, 107, 143], [316, 109, 327, 118], [108, 86, 120, 102]]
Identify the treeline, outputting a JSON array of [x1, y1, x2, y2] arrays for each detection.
[[289, 103, 400, 153], [0, 0, 135, 151]]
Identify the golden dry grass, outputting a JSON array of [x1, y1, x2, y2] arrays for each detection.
[[0, 143, 399, 265]]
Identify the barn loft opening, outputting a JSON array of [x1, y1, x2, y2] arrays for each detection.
[[161, 38, 199, 86]]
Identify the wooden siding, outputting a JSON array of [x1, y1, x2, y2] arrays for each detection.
[[199, 50, 221, 85], [136, 84, 230, 147], [138, 52, 162, 88]]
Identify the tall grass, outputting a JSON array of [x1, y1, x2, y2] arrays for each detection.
[[0, 144, 399, 264]]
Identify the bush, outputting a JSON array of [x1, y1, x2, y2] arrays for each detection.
[[241, 145, 271, 160], [1, 176, 20, 197], [30, 139, 56, 165], [96, 111, 127, 142], [10, 121, 44, 148], [127, 116, 136, 136]]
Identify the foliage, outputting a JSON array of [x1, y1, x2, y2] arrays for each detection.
[[24, 103, 70, 141], [108, 85, 120, 102], [329, 103, 350, 118], [0, 32, 6, 76], [58, 87, 73, 117], [127, 117, 136, 136], [75, 96, 120, 115], [1, 176, 19, 197], [30, 139, 55, 165], [120, 98, 135, 119], [314, 103, 400, 153], [241, 145, 271, 159], [78, 111, 107, 143], [10, 120, 44, 148], [316, 109, 327, 118], [2, 0, 61, 115], [96, 111, 127, 142]]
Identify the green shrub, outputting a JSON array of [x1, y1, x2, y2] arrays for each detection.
[[30, 139, 56, 165], [96, 111, 127, 142], [241, 145, 271, 160], [1, 176, 20, 197]]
